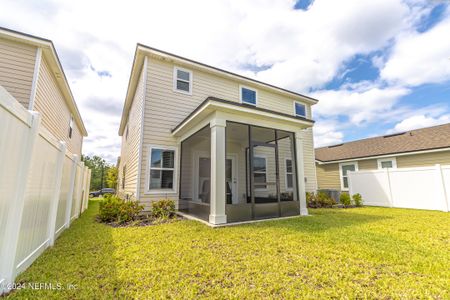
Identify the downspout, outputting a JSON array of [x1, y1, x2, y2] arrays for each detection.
[[135, 56, 148, 200], [28, 47, 42, 110]]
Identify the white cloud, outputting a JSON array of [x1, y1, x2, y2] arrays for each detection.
[[380, 7, 450, 86], [387, 114, 450, 133], [0, 0, 448, 160]]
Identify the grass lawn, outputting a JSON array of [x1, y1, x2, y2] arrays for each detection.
[[6, 200, 449, 299]]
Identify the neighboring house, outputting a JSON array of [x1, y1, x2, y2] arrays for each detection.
[[117, 44, 319, 225], [0, 27, 87, 155], [315, 123, 450, 192]]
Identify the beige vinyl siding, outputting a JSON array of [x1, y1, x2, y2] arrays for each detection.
[[0, 38, 36, 107], [316, 162, 341, 190], [358, 159, 377, 170], [117, 67, 145, 200], [33, 56, 83, 155], [139, 56, 316, 206], [397, 151, 450, 168]]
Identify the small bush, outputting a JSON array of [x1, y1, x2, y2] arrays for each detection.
[[151, 199, 175, 219], [352, 193, 363, 207], [99, 196, 143, 224], [306, 192, 336, 208], [340, 193, 351, 207]]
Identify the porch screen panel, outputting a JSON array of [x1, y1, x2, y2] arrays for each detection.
[[179, 126, 211, 221]]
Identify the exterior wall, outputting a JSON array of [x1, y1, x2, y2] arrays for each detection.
[[397, 151, 450, 167], [315, 150, 450, 191], [316, 162, 341, 190], [138, 56, 316, 207], [0, 38, 37, 107], [117, 67, 145, 200], [33, 56, 83, 155]]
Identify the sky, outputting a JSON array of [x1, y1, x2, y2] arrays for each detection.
[[1, 0, 449, 163]]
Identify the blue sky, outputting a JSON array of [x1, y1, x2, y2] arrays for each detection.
[[0, 0, 449, 162]]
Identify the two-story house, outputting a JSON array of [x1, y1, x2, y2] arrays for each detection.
[[118, 44, 319, 225], [0, 27, 87, 156]]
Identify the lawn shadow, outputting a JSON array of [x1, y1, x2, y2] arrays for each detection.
[[6, 201, 122, 299], [244, 208, 392, 233]]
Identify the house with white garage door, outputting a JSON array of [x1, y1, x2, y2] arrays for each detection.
[[117, 44, 319, 225]]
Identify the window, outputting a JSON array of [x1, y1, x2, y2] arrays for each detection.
[[173, 67, 192, 94], [125, 124, 129, 141], [148, 147, 176, 191], [253, 156, 266, 190], [68, 115, 74, 138], [294, 102, 306, 117], [240, 86, 257, 105], [122, 165, 126, 189], [377, 158, 397, 169], [339, 162, 358, 190], [285, 159, 293, 190]]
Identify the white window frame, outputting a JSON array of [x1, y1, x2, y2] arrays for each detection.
[[293, 101, 306, 118], [239, 85, 258, 106], [145, 145, 178, 194], [68, 115, 74, 139], [285, 158, 293, 191], [339, 162, 358, 191], [253, 155, 267, 191], [377, 157, 397, 170], [173, 66, 193, 95]]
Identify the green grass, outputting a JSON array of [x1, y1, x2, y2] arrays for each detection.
[[6, 202, 449, 299]]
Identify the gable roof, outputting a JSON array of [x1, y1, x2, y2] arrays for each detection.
[[315, 123, 450, 163], [0, 26, 88, 136], [118, 44, 319, 135]]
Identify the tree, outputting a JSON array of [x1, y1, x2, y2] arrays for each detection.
[[106, 166, 118, 189], [82, 155, 109, 191]]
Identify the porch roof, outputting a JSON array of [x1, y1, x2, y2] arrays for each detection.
[[171, 97, 315, 138]]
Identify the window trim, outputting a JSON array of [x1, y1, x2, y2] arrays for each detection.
[[145, 145, 178, 195], [239, 85, 258, 106], [293, 101, 306, 118], [253, 155, 267, 191], [339, 162, 358, 191], [377, 157, 397, 170], [173, 66, 193, 95], [68, 115, 74, 139], [285, 158, 293, 191]]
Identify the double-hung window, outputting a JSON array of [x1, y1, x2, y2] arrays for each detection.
[[240, 86, 257, 105], [173, 67, 192, 94], [285, 159, 293, 190], [339, 162, 358, 191], [68, 115, 74, 138], [294, 102, 306, 117], [148, 147, 176, 191], [253, 156, 267, 190]]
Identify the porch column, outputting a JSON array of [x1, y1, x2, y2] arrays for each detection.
[[209, 118, 227, 224], [295, 131, 308, 216]]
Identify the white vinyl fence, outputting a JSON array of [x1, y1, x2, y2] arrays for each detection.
[[0, 86, 91, 294], [349, 165, 450, 212]]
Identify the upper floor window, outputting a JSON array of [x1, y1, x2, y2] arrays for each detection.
[[68, 115, 74, 139], [240, 86, 257, 106], [173, 67, 192, 94], [294, 102, 306, 117]]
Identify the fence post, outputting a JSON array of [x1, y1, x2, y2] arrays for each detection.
[[435, 164, 449, 212], [47, 141, 67, 247], [385, 168, 394, 208], [86, 169, 91, 210], [78, 162, 85, 217], [0, 112, 40, 294], [65, 155, 78, 228]]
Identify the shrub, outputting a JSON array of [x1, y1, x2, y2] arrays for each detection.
[[352, 193, 363, 207], [99, 196, 143, 224], [340, 193, 351, 207], [151, 199, 175, 219], [316, 191, 336, 207]]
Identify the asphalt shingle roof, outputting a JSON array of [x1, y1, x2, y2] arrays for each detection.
[[315, 123, 450, 162]]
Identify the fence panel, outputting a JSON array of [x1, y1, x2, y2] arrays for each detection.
[[349, 165, 449, 212], [0, 86, 90, 295]]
